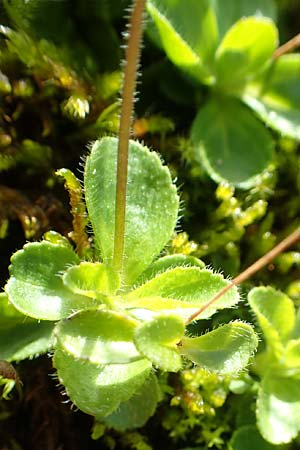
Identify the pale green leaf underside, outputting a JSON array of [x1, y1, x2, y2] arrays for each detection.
[[0, 293, 54, 361], [284, 339, 300, 368], [55, 309, 140, 365], [5, 241, 95, 321], [248, 287, 295, 352], [191, 97, 274, 188], [212, 0, 277, 40], [126, 267, 239, 320], [257, 373, 300, 444], [147, 0, 217, 84], [53, 347, 151, 418], [84, 137, 179, 286], [244, 55, 300, 140], [63, 262, 120, 298], [215, 17, 278, 89], [103, 373, 160, 430], [134, 314, 185, 371], [180, 321, 258, 374], [230, 425, 282, 450]]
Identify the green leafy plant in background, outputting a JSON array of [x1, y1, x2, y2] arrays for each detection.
[[147, 0, 300, 188], [248, 286, 300, 445], [1, 0, 258, 432]]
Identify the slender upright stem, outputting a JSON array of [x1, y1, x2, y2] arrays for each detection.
[[273, 33, 300, 59], [185, 227, 300, 325], [113, 0, 146, 272]]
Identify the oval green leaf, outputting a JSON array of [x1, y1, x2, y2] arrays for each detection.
[[191, 97, 274, 188], [53, 347, 151, 418], [63, 262, 120, 298], [248, 287, 295, 357], [257, 373, 300, 444], [5, 241, 95, 321], [0, 293, 54, 361], [84, 137, 179, 286], [180, 321, 258, 375], [55, 308, 140, 365], [230, 425, 283, 450], [127, 267, 239, 321], [134, 314, 185, 371], [215, 17, 278, 90]]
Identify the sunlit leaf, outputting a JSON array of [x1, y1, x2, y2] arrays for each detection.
[[257, 373, 300, 444], [5, 241, 95, 320], [180, 321, 258, 374], [85, 137, 179, 286], [215, 17, 278, 90], [126, 267, 239, 320], [147, 0, 218, 84], [134, 314, 185, 371], [54, 309, 140, 365]]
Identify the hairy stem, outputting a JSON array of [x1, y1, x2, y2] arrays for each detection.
[[113, 0, 146, 273], [273, 33, 300, 59], [185, 227, 300, 325]]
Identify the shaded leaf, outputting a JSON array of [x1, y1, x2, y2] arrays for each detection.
[[134, 314, 185, 371], [5, 241, 95, 320], [0, 293, 54, 361], [244, 55, 300, 140], [103, 373, 161, 430], [84, 137, 179, 286], [191, 97, 274, 188], [180, 321, 258, 375], [230, 425, 283, 450]]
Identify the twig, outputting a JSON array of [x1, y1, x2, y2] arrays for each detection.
[[185, 227, 300, 325], [273, 33, 300, 59]]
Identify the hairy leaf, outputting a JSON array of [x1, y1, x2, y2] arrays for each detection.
[[63, 262, 120, 299], [53, 348, 151, 418], [84, 137, 179, 286], [248, 287, 295, 358], [5, 241, 95, 320], [54, 309, 140, 365], [180, 321, 258, 374], [134, 314, 185, 371], [103, 373, 160, 430], [126, 267, 239, 320], [0, 293, 54, 361], [191, 97, 274, 188]]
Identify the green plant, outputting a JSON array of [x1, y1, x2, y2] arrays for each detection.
[[147, 0, 300, 188], [1, 0, 259, 431], [248, 286, 300, 445]]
